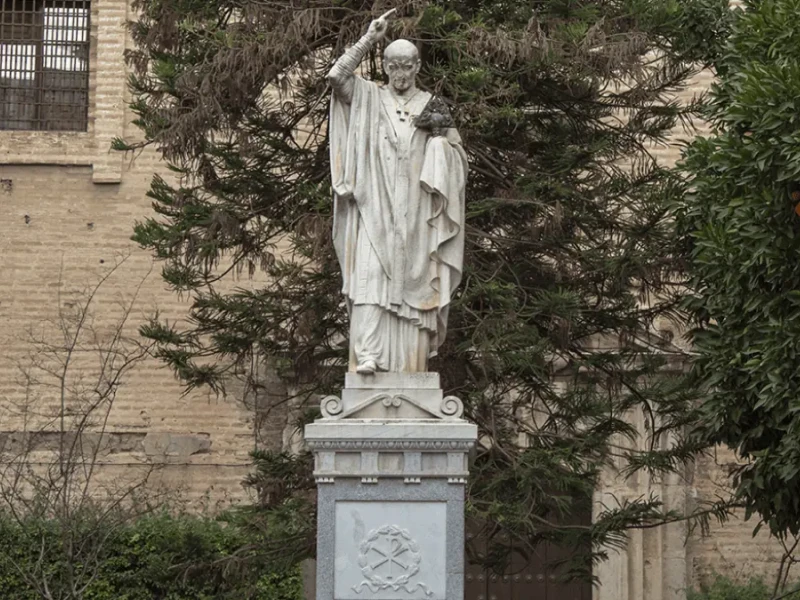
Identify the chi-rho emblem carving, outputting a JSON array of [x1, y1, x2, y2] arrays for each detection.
[[352, 524, 433, 597]]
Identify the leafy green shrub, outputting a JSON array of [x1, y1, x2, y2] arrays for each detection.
[[688, 575, 800, 600], [0, 512, 303, 600], [678, 0, 800, 537], [255, 570, 304, 600]]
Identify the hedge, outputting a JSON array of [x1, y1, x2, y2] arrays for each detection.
[[0, 512, 303, 600], [689, 575, 800, 600]]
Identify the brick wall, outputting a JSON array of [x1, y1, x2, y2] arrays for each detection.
[[0, 0, 289, 511], [687, 448, 790, 589], [0, 163, 284, 509]]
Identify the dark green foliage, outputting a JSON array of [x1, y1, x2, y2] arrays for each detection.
[[232, 451, 317, 570], [126, 0, 733, 580], [0, 512, 302, 600], [677, 0, 800, 537]]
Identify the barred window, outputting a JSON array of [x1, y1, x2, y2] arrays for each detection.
[[0, 0, 90, 131]]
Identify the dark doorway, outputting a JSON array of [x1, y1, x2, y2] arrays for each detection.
[[464, 519, 592, 600]]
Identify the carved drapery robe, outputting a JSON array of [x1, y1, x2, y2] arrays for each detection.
[[330, 77, 467, 372]]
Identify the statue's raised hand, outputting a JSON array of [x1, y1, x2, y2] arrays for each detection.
[[366, 8, 397, 42]]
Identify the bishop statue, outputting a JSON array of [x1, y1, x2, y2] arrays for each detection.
[[328, 9, 468, 375]]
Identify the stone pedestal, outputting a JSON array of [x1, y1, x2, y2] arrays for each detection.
[[305, 373, 477, 600]]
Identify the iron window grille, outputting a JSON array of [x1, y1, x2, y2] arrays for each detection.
[[0, 0, 90, 131]]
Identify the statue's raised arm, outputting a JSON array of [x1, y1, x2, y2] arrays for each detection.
[[328, 11, 468, 375], [328, 9, 397, 104]]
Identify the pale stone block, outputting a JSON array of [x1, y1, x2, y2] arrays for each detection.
[[404, 451, 422, 473], [334, 452, 360, 473], [361, 451, 379, 474], [447, 452, 464, 473], [345, 372, 441, 390], [305, 420, 477, 445], [422, 453, 448, 474], [334, 501, 447, 599], [378, 452, 404, 473], [318, 451, 335, 473]]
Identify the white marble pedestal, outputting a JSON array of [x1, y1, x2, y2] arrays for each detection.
[[305, 373, 477, 600]]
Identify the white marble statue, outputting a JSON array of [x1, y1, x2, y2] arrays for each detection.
[[328, 9, 468, 375]]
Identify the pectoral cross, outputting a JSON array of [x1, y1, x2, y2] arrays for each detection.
[[397, 107, 411, 122]]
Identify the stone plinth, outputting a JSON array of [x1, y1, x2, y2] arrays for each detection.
[[320, 372, 464, 421], [305, 373, 477, 600]]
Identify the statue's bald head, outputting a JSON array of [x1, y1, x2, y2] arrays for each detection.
[[383, 39, 419, 63], [383, 39, 420, 94]]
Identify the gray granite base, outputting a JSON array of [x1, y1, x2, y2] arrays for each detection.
[[306, 376, 476, 600], [315, 479, 466, 600]]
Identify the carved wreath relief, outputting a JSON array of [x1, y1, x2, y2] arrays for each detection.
[[353, 524, 433, 597]]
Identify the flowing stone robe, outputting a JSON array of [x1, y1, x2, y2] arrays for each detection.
[[330, 77, 467, 372]]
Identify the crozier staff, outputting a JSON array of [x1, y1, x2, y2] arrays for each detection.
[[328, 9, 468, 374]]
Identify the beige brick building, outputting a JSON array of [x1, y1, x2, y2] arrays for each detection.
[[0, 0, 793, 598], [0, 0, 293, 512]]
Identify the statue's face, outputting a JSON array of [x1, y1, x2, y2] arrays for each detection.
[[384, 56, 420, 94]]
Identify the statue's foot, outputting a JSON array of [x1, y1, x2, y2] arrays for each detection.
[[355, 360, 377, 375]]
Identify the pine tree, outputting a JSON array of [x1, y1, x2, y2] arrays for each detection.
[[124, 0, 732, 579], [678, 0, 800, 538]]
